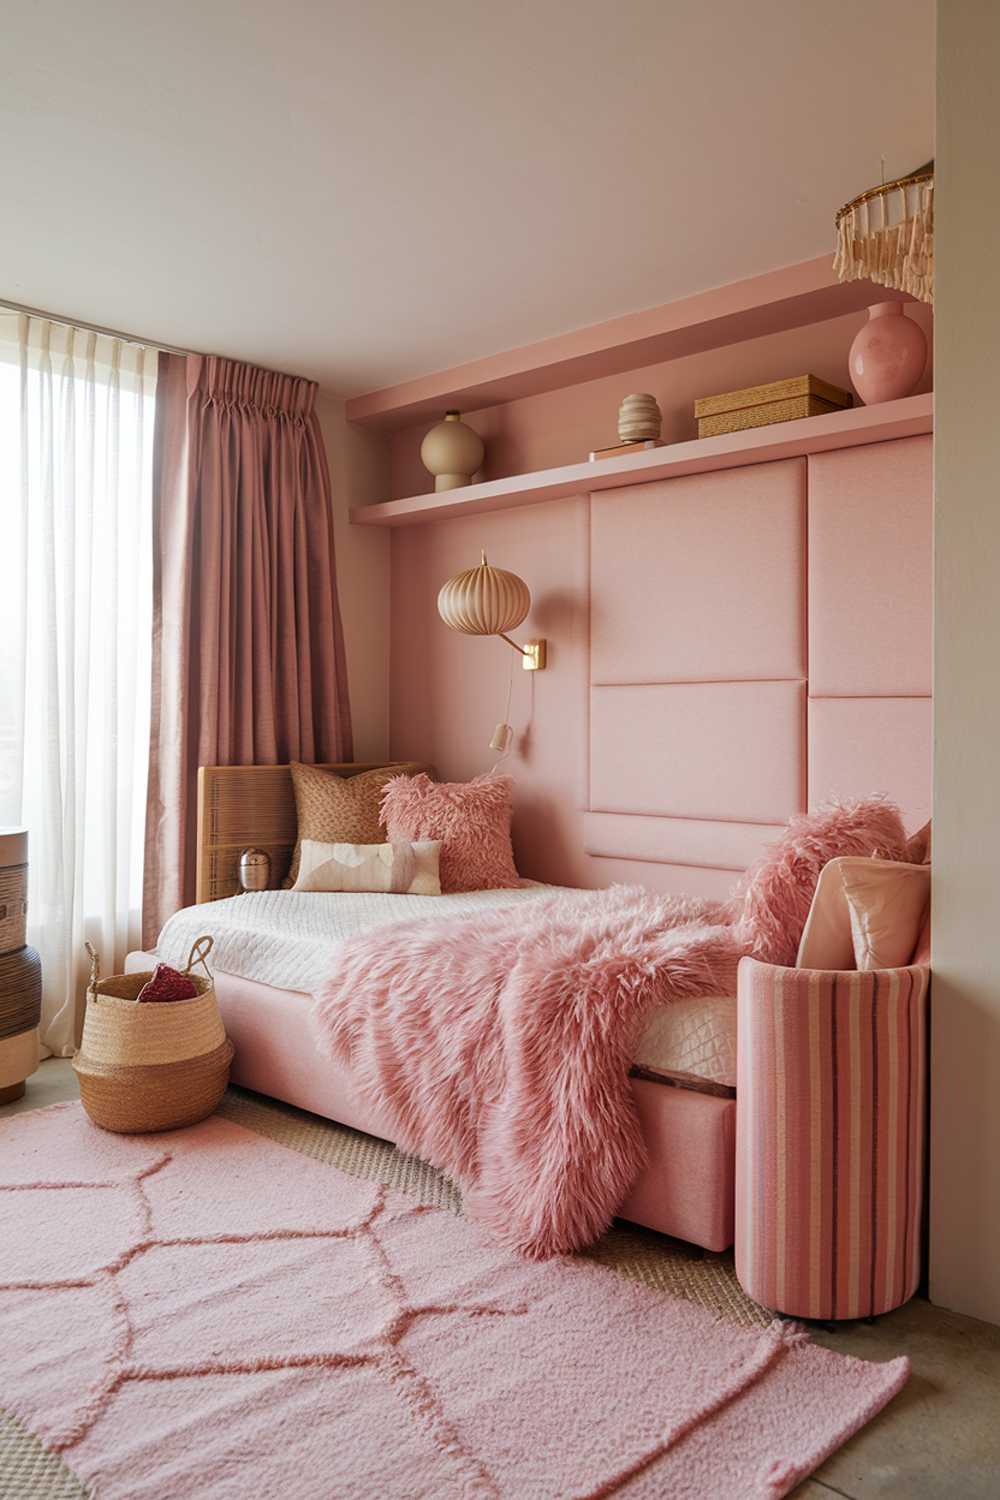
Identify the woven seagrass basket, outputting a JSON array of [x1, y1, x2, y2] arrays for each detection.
[[74, 937, 233, 1134]]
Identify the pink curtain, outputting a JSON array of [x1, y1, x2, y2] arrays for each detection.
[[142, 353, 352, 945]]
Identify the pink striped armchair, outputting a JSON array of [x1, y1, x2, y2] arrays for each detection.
[[735, 956, 930, 1321]]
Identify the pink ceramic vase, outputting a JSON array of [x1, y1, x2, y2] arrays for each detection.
[[848, 302, 927, 406]]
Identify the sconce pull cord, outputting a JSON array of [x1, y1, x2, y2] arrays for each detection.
[[490, 652, 515, 772]]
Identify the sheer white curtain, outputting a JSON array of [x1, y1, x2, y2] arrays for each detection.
[[0, 314, 157, 1055]]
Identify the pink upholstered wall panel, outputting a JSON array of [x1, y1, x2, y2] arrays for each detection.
[[591, 461, 806, 684], [388, 430, 932, 892], [809, 697, 932, 829], [590, 681, 805, 824], [582, 812, 786, 870], [808, 436, 932, 696], [806, 434, 932, 834]]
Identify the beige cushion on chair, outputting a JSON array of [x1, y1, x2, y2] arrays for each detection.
[[796, 856, 931, 971], [285, 763, 432, 887], [840, 859, 931, 970]]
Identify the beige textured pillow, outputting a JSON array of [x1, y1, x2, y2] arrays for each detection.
[[293, 839, 442, 895], [285, 763, 431, 887], [840, 859, 931, 970]]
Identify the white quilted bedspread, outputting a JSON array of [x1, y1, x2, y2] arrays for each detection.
[[634, 993, 736, 1091], [155, 884, 567, 994], [155, 884, 736, 1090]]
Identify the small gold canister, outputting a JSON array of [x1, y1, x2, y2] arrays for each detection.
[[238, 848, 271, 893]]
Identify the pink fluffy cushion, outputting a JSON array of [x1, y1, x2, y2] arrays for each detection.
[[380, 772, 520, 893], [735, 797, 909, 966]]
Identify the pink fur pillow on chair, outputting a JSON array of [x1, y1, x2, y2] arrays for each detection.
[[381, 772, 520, 893], [735, 797, 909, 966]]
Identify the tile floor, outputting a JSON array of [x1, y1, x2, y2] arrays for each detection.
[[5, 1060, 1000, 1498]]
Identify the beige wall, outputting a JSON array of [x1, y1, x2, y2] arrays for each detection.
[[930, 0, 1000, 1325], [315, 393, 391, 761]]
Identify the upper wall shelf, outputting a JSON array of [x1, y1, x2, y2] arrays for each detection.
[[350, 393, 933, 528], [344, 257, 911, 432]]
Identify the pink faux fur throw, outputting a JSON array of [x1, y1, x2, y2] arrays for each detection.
[[313, 797, 908, 1259], [314, 884, 743, 1258]]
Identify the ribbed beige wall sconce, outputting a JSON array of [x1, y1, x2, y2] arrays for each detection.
[[437, 552, 546, 670]]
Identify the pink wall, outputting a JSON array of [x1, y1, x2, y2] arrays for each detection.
[[383, 302, 933, 896], [387, 305, 933, 501], [388, 430, 933, 898], [389, 495, 600, 889]]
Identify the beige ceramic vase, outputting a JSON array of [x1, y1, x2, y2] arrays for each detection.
[[420, 411, 486, 492], [617, 393, 662, 443]]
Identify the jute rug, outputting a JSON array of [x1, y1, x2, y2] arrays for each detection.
[[1, 1102, 909, 1499]]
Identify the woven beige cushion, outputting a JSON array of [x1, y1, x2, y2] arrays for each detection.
[[285, 763, 432, 888], [293, 839, 442, 895]]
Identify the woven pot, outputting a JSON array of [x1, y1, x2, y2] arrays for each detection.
[[74, 938, 233, 1134], [0, 943, 42, 1103]]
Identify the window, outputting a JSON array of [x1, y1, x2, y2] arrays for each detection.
[[0, 313, 157, 1053]]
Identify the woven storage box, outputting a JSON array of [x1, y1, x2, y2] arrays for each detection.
[[74, 937, 233, 1134], [694, 375, 851, 439]]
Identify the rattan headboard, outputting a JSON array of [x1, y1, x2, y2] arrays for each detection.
[[195, 763, 416, 903]]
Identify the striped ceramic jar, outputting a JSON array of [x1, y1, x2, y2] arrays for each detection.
[[736, 956, 929, 1321]]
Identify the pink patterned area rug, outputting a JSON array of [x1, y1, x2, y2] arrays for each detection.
[[1, 1104, 908, 1499]]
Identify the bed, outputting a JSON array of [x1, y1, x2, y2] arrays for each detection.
[[128, 883, 738, 1249], [127, 762, 935, 1277], [126, 763, 739, 1251]]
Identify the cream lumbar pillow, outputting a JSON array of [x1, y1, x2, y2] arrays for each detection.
[[292, 839, 442, 896], [839, 858, 931, 970]]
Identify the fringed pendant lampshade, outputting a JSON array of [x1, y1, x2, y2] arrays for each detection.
[[834, 162, 934, 303]]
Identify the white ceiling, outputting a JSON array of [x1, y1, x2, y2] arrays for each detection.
[[1, 1, 934, 397]]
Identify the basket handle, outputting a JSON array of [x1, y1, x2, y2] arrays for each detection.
[[184, 934, 214, 980], [84, 941, 100, 989]]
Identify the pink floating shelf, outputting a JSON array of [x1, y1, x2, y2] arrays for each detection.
[[350, 393, 933, 528], [344, 256, 910, 432]]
